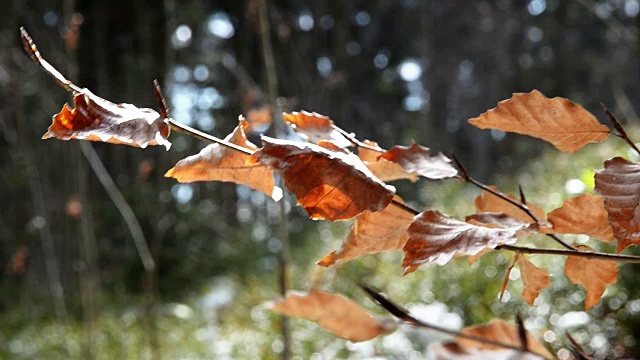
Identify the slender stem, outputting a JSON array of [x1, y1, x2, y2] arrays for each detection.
[[166, 118, 254, 155], [497, 244, 640, 263], [256, 0, 290, 359], [602, 104, 640, 157], [390, 199, 419, 216], [455, 156, 576, 251], [20, 27, 81, 93], [359, 284, 549, 358], [79, 142, 155, 271], [332, 125, 385, 152]]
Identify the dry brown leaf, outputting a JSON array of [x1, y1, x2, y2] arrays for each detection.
[[457, 320, 552, 359], [517, 255, 550, 305], [564, 245, 618, 310], [594, 157, 640, 252], [165, 119, 282, 201], [44, 89, 171, 149], [283, 111, 352, 148], [248, 137, 395, 221], [358, 141, 417, 182], [403, 210, 522, 274], [547, 194, 613, 242], [379, 144, 458, 180], [474, 186, 546, 224], [468, 90, 609, 153], [267, 289, 397, 342], [318, 198, 414, 266]]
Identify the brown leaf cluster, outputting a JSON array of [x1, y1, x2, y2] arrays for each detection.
[[564, 245, 619, 310]]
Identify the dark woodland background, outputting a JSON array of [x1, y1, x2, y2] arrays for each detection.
[[2, 0, 640, 359]]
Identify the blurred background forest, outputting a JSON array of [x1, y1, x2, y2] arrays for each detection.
[[2, 0, 640, 359]]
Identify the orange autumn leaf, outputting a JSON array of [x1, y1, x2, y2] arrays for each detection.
[[249, 137, 395, 221], [44, 89, 171, 149], [403, 210, 522, 273], [165, 119, 282, 201], [468, 90, 609, 153], [267, 289, 397, 342], [379, 144, 458, 180], [564, 245, 619, 310], [594, 157, 640, 252], [283, 111, 352, 148], [474, 186, 546, 224], [547, 194, 613, 242], [318, 199, 414, 266], [517, 255, 550, 306], [358, 141, 417, 183], [457, 320, 552, 359]]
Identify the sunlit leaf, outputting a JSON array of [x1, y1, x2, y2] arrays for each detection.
[[267, 289, 397, 342], [379, 144, 458, 180], [283, 111, 352, 148], [564, 245, 618, 310], [248, 137, 395, 221], [318, 198, 414, 266], [165, 118, 282, 201], [44, 89, 171, 149], [468, 90, 609, 153], [594, 157, 640, 252], [547, 194, 613, 242], [403, 210, 522, 273]]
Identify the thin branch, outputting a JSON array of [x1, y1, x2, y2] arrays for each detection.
[[497, 244, 640, 263], [390, 199, 420, 216], [166, 118, 254, 155], [20, 27, 81, 93], [153, 80, 170, 119], [332, 124, 385, 152], [359, 284, 549, 358], [453, 154, 576, 251], [79, 142, 156, 271], [601, 103, 640, 157]]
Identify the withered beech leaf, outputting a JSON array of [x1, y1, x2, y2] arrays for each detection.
[[379, 144, 458, 180], [248, 137, 395, 221], [474, 186, 546, 224], [468, 90, 609, 153], [517, 255, 551, 306], [267, 289, 397, 342], [358, 141, 417, 183], [283, 111, 352, 148], [594, 157, 640, 252], [564, 245, 619, 310], [457, 320, 552, 359], [165, 118, 282, 201], [318, 197, 414, 266], [547, 194, 613, 242], [44, 89, 171, 149], [403, 210, 522, 274]]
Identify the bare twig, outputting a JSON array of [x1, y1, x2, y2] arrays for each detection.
[[79, 142, 156, 271], [166, 118, 254, 155], [256, 0, 291, 358], [601, 104, 640, 157], [453, 154, 576, 251], [332, 125, 385, 152], [359, 284, 549, 358], [497, 244, 640, 263]]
